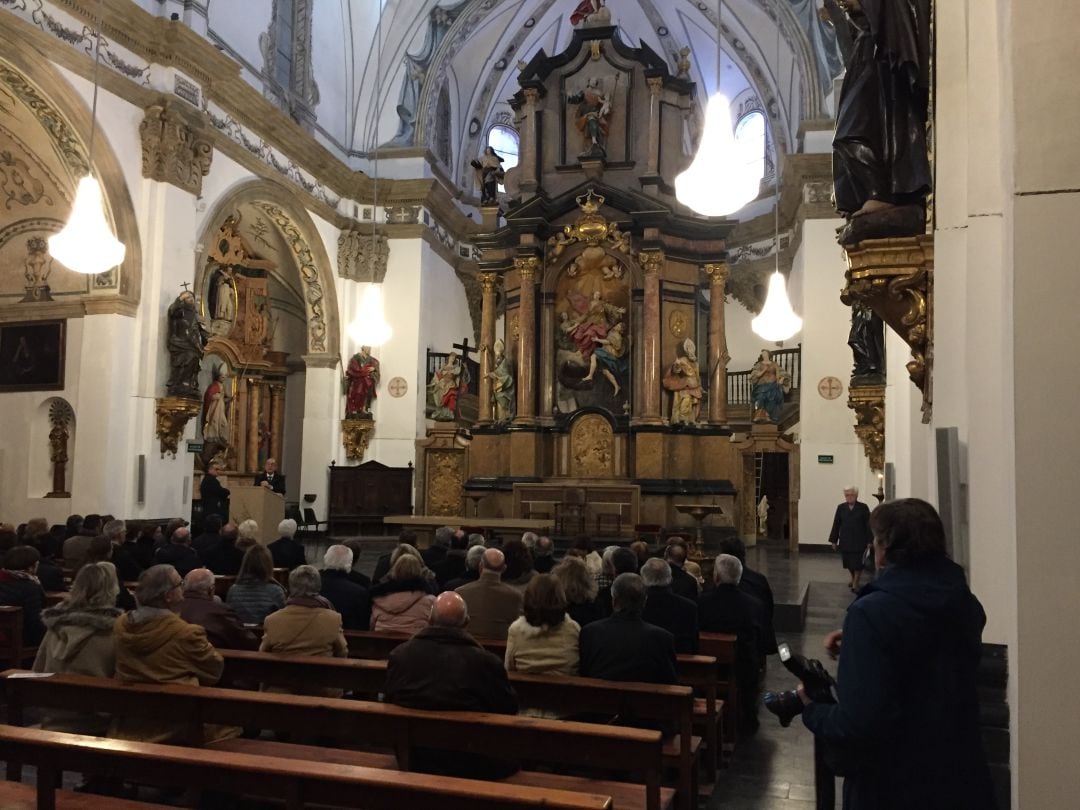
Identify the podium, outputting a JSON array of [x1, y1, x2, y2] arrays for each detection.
[[229, 485, 284, 545]]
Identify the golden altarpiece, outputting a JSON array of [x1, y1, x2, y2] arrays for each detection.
[[416, 25, 786, 542]]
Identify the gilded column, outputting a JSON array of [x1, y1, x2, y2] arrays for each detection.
[[640, 250, 664, 423], [513, 256, 540, 424], [269, 385, 285, 462], [646, 77, 662, 176], [703, 263, 731, 424], [521, 88, 541, 194], [246, 379, 262, 472], [235, 376, 248, 470], [477, 272, 501, 424]]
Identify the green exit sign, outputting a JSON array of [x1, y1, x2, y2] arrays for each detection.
[[817, 454, 834, 464], [187, 441, 204, 453]]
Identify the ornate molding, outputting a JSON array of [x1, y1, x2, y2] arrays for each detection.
[[155, 396, 201, 459], [514, 255, 541, 282], [702, 262, 730, 290], [139, 101, 213, 195], [848, 383, 885, 473], [477, 271, 501, 293], [546, 189, 633, 263], [341, 417, 374, 461], [640, 249, 665, 277], [841, 235, 934, 422], [337, 230, 388, 282]]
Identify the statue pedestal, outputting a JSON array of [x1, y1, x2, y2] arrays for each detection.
[[480, 206, 500, 231], [848, 384, 885, 473], [341, 418, 375, 461]]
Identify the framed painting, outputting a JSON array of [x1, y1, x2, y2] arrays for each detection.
[[0, 319, 65, 392]]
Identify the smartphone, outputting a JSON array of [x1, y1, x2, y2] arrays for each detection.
[[778, 643, 791, 663]]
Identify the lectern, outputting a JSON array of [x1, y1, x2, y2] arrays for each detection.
[[229, 485, 284, 544]]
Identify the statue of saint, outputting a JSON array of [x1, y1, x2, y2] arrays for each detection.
[[663, 338, 704, 424], [211, 267, 236, 322], [583, 321, 628, 398], [165, 290, 208, 398], [561, 291, 625, 363], [345, 346, 380, 418], [757, 495, 770, 535], [833, 0, 932, 245], [428, 352, 470, 421], [567, 77, 613, 159], [470, 147, 505, 207], [202, 364, 231, 444], [848, 303, 885, 381], [486, 339, 516, 423], [749, 349, 793, 424], [570, 0, 608, 27]]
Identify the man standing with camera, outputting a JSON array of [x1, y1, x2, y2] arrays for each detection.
[[828, 486, 873, 591]]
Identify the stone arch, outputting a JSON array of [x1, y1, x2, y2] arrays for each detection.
[[0, 27, 142, 313], [194, 179, 341, 360]]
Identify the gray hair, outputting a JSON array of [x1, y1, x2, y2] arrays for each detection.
[[521, 532, 539, 549], [611, 572, 647, 616], [465, 544, 485, 571], [467, 533, 486, 548], [640, 558, 673, 588], [135, 564, 181, 608], [323, 544, 354, 572], [277, 519, 298, 538], [289, 565, 322, 597], [713, 553, 744, 586], [434, 526, 455, 547], [844, 486, 859, 495], [237, 519, 260, 542], [183, 568, 216, 595], [103, 519, 125, 542]]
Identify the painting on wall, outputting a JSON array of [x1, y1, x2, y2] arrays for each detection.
[[0, 319, 65, 392]]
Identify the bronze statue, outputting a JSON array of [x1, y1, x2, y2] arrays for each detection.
[[833, 0, 932, 245], [471, 147, 505, 206], [848, 303, 885, 382], [165, 290, 208, 397], [567, 77, 614, 159], [663, 338, 703, 424]]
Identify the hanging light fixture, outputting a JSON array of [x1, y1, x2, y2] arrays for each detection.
[[752, 9, 801, 342], [675, 0, 763, 217], [347, 0, 392, 347], [49, 1, 125, 275]]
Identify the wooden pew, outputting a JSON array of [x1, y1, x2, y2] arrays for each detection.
[[0, 724, 614, 810], [218, 649, 699, 809], [1, 672, 672, 810], [698, 632, 739, 752], [214, 575, 236, 599], [0, 607, 37, 669]]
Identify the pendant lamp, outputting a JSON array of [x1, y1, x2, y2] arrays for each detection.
[[49, 4, 126, 275], [675, 0, 764, 217]]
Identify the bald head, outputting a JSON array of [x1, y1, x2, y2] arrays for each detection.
[[480, 547, 506, 574], [430, 591, 469, 628], [183, 568, 216, 596]]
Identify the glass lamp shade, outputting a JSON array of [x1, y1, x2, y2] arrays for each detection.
[[675, 93, 764, 217], [347, 284, 392, 347], [752, 271, 803, 342], [48, 175, 126, 275]]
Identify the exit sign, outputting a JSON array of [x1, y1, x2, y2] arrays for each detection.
[[817, 454, 834, 464], [187, 441, 204, 453]]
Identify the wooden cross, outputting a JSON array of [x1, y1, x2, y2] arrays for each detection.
[[452, 337, 478, 363], [180, 282, 192, 292]]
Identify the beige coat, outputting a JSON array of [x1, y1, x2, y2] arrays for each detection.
[[456, 571, 524, 641], [259, 603, 348, 697], [504, 614, 581, 675]]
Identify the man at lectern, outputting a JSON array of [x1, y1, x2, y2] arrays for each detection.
[[254, 458, 286, 495]]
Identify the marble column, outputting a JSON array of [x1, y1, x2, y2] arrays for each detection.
[[646, 77, 662, 176], [703, 263, 731, 424], [514, 256, 540, 425], [246, 379, 262, 472], [539, 292, 555, 421], [235, 376, 248, 471], [521, 88, 541, 195], [477, 272, 501, 424], [269, 384, 285, 463], [640, 250, 664, 423]]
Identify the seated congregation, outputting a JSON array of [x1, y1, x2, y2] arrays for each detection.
[[0, 514, 773, 808]]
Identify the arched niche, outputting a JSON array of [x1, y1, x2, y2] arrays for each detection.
[[0, 30, 142, 318], [30, 396, 76, 499]]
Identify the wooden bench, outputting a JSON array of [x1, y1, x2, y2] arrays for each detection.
[[698, 632, 739, 752], [219, 649, 700, 809], [0, 607, 37, 669], [0, 724, 614, 810], [1, 672, 672, 810], [0, 780, 173, 809], [213, 575, 236, 598]]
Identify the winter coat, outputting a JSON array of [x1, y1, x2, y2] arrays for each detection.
[[226, 579, 286, 625], [154, 543, 201, 577], [32, 604, 121, 734], [579, 612, 678, 685], [642, 586, 699, 654], [370, 578, 436, 635], [269, 537, 307, 571], [455, 570, 523, 640], [0, 570, 46, 645], [801, 557, 996, 810], [504, 614, 581, 675], [829, 501, 873, 553], [319, 569, 371, 630], [179, 593, 259, 650], [260, 600, 348, 697]]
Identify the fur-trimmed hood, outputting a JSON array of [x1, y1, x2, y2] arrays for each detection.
[[39, 605, 121, 664]]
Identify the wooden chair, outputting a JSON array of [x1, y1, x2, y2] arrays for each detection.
[[0, 607, 37, 670], [301, 507, 328, 534]]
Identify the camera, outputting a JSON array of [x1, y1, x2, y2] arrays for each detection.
[[763, 643, 837, 727]]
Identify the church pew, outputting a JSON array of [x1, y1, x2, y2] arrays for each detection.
[[213, 575, 236, 598], [697, 632, 739, 752], [217, 649, 700, 809], [0, 780, 174, 810], [0, 607, 37, 669], [0, 724, 614, 810], [1, 672, 671, 810]]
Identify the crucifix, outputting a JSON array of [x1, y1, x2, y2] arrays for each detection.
[[180, 281, 192, 292], [452, 337, 478, 365]]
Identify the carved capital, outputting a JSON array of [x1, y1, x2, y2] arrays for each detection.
[[514, 256, 541, 282], [640, 249, 665, 277], [338, 229, 389, 282], [477, 272, 502, 294], [139, 102, 213, 195], [702, 262, 730, 290], [847, 383, 885, 473], [341, 417, 375, 461], [647, 76, 663, 95], [155, 396, 202, 459], [523, 87, 541, 106]]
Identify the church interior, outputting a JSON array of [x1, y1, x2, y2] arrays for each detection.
[[0, 0, 1074, 807]]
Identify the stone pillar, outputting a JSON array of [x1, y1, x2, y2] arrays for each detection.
[[246, 380, 262, 472], [269, 384, 285, 463], [640, 249, 664, 423], [539, 292, 555, 421], [477, 272, 501, 424], [703, 263, 731, 424], [521, 88, 541, 195], [646, 77, 662, 176], [235, 376, 248, 471], [514, 256, 540, 425], [299, 355, 341, 521]]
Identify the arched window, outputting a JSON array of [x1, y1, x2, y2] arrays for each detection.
[[734, 110, 767, 184]]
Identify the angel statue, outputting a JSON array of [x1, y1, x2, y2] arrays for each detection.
[[567, 77, 614, 159], [662, 338, 703, 424], [750, 349, 793, 423], [471, 146, 505, 207]]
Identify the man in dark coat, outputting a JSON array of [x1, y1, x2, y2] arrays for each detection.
[[801, 498, 995, 810], [268, 519, 307, 571], [372, 531, 419, 585], [421, 526, 454, 570], [319, 545, 370, 631], [253, 458, 286, 495], [385, 591, 517, 778], [597, 547, 644, 617], [532, 536, 556, 573], [430, 531, 469, 587], [443, 544, 483, 592], [718, 536, 778, 655], [829, 486, 874, 591], [199, 462, 230, 522], [192, 514, 223, 557], [179, 568, 258, 650], [664, 541, 700, 601], [0, 546, 46, 645], [154, 527, 201, 577], [199, 523, 243, 576], [640, 559, 699, 654], [580, 573, 678, 685]]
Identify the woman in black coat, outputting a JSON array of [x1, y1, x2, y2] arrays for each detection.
[[800, 498, 995, 810], [829, 486, 873, 591]]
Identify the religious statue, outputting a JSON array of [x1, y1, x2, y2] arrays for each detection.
[[561, 291, 626, 365], [673, 47, 692, 80], [749, 349, 793, 423], [471, 147, 505, 207], [833, 0, 932, 245], [567, 77, 614, 159], [486, 339, 516, 423], [428, 351, 470, 421], [165, 290, 209, 398], [20, 237, 54, 303], [663, 338, 704, 425], [210, 266, 236, 323], [583, 322, 628, 398], [757, 495, 770, 535], [202, 364, 231, 444], [848, 302, 885, 382], [344, 345, 381, 418], [570, 0, 609, 27]]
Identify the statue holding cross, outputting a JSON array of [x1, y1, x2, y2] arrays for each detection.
[[427, 339, 475, 422]]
